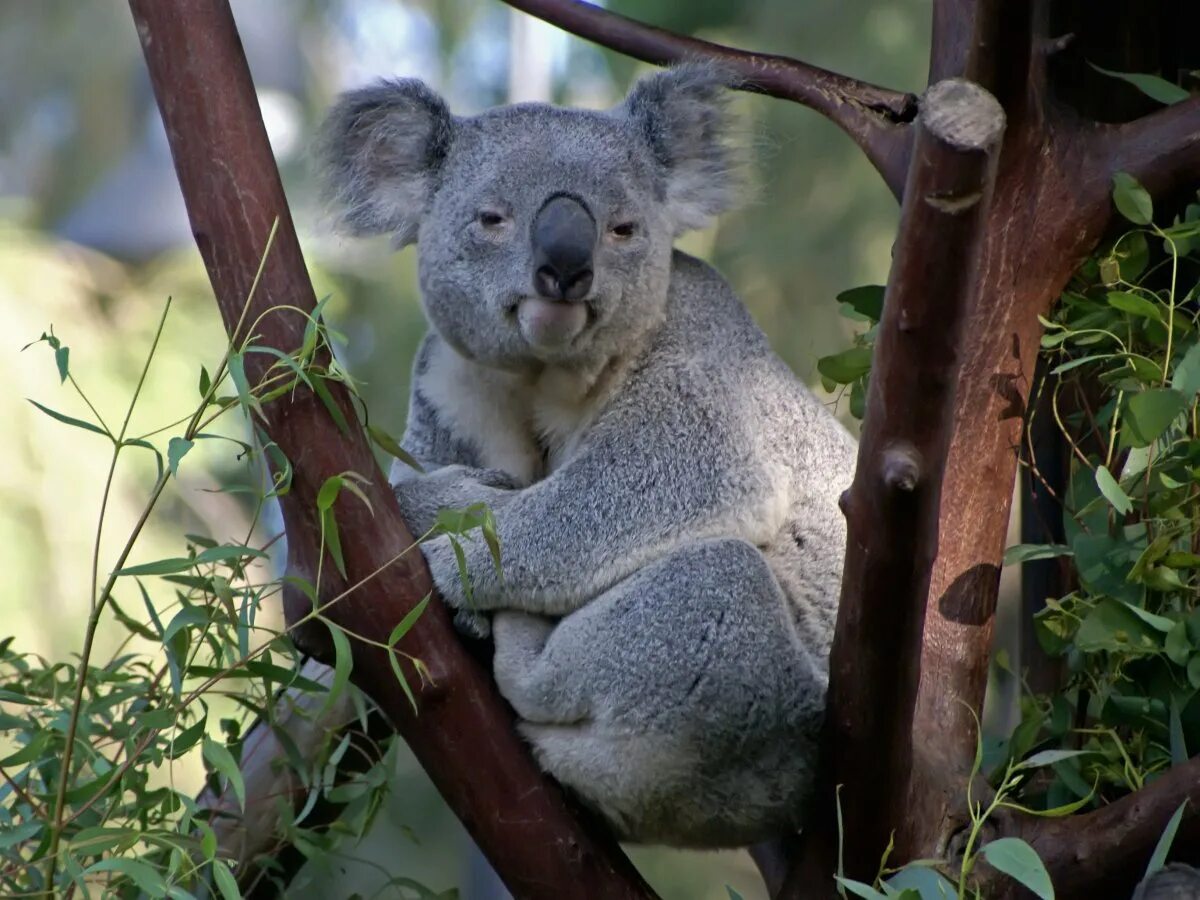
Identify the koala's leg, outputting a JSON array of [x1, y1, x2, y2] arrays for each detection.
[[493, 537, 827, 847], [491, 612, 582, 722]]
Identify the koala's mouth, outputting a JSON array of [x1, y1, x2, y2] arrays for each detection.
[[510, 296, 597, 350]]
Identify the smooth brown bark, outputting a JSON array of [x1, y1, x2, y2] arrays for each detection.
[[903, 2, 1200, 877], [795, 78, 1005, 889], [127, 1, 654, 897]]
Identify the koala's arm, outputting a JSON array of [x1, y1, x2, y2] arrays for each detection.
[[423, 389, 779, 617], [390, 334, 518, 536]]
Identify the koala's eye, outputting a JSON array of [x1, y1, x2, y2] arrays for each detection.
[[477, 210, 507, 229], [609, 221, 638, 240]]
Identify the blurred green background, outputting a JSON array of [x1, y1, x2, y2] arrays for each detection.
[[0, 1, 935, 897]]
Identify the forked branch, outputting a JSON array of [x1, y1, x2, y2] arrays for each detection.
[[500, 0, 916, 197], [994, 753, 1200, 899], [1099, 95, 1200, 202], [787, 78, 1006, 895]]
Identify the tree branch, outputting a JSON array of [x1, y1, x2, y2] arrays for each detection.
[[990, 754, 1200, 899], [500, 0, 916, 197], [786, 78, 1005, 894], [1097, 96, 1200, 202], [128, 2, 654, 897]]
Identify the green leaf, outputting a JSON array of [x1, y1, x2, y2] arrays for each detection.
[[168, 437, 194, 478], [849, 377, 867, 420], [1119, 601, 1175, 634], [1017, 749, 1093, 770], [317, 475, 342, 511], [884, 866, 957, 899], [1113, 172, 1154, 226], [0, 821, 42, 850], [1170, 343, 1200, 396], [55, 345, 70, 383], [115, 544, 266, 576], [163, 604, 209, 644], [1073, 533, 1143, 605], [726, 889, 745, 900], [208, 859, 241, 900], [389, 594, 432, 648], [167, 707, 208, 760], [1107, 290, 1163, 323], [1075, 598, 1161, 655], [368, 425, 425, 474], [388, 642, 420, 715], [1090, 64, 1190, 106], [202, 736, 246, 811], [226, 351, 263, 419], [980, 838, 1055, 899], [311, 374, 352, 436], [834, 877, 888, 900], [817, 347, 873, 385], [199, 364, 212, 398], [1144, 800, 1188, 878], [836, 285, 885, 322], [321, 506, 347, 579], [82, 859, 168, 895], [1003, 544, 1073, 565], [1095, 465, 1133, 515], [1166, 621, 1191, 665], [323, 622, 353, 719], [27, 399, 109, 438], [1121, 388, 1187, 448]]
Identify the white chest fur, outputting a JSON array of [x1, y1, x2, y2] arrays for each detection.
[[419, 339, 621, 483]]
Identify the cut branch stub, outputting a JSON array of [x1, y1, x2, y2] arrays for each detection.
[[127, 1, 654, 897], [789, 78, 1005, 895], [500, 0, 915, 197]]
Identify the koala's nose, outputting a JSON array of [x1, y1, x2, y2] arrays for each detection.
[[531, 194, 596, 301]]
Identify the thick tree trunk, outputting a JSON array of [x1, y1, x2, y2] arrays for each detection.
[[798, 78, 1006, 883]]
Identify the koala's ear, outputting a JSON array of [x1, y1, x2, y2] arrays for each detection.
[[316, 79, 454, 247], [621, 64, 739, 233]]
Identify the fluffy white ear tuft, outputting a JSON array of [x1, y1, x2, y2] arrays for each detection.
[[315, 79, 454, 247], [621, 64, 741, 234]]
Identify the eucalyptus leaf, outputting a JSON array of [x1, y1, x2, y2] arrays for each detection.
[[1113, 172, 1154, 226], [1107, 290, 1163, 322], [1095, 465, 1132, 514], [1121, 388, 1187, 448], [817, 347, 873, 385], [979, 837, 1055, 900], [1091, 64, 1190, 106], [202, 736, 246, 811]]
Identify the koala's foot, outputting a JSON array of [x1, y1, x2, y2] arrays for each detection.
[[495, 537, 825, 847], [452, 608, 492, 640]]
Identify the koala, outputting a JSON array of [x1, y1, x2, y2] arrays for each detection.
[[316, 65, 857, 847]]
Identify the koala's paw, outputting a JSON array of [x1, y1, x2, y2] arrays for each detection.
[[453, 608, 492, 640], [463, 466, 521, 491]]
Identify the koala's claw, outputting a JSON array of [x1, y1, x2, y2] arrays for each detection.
[[453, 608, 492, 640]]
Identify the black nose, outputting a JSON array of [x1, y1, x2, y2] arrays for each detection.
[[531, 194, 595, 301]]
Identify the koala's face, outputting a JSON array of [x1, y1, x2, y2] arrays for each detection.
[[318, 66, 736, 371]]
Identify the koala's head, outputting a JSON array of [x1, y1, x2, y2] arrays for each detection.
[[317, 65, 737, 371]]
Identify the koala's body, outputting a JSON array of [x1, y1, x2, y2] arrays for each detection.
[[318, 66, 856, 847]]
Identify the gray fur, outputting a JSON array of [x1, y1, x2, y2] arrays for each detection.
[[318, 65, 855, 847]]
